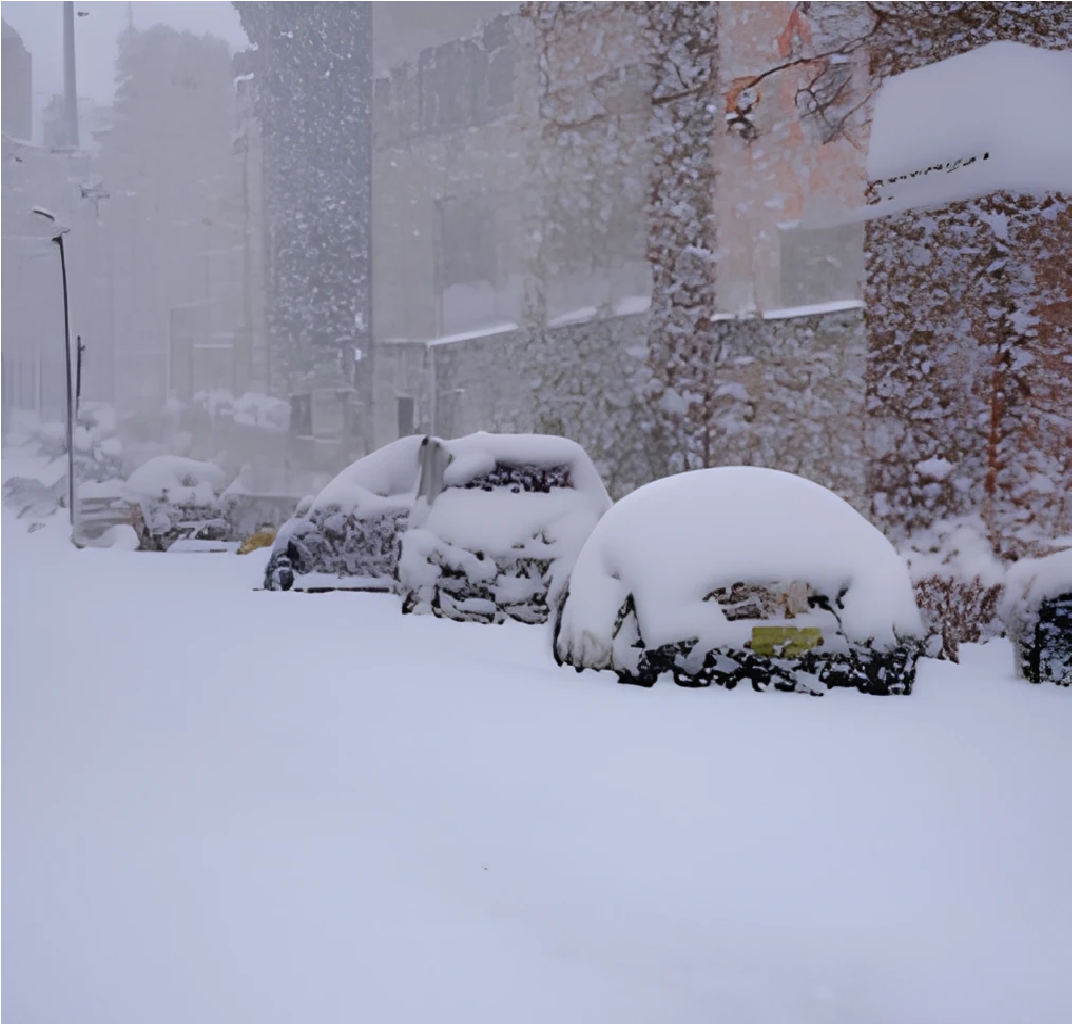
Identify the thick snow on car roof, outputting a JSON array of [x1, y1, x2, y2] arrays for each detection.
[[417, 432, 611, 557], [557, 466, 923, 666], [439, 431, 610, 503], [309, 434, 425, 515]]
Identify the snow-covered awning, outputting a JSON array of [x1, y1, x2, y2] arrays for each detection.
[[865, 41, 1072, 216]]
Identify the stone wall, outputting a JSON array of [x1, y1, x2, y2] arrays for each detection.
[[866, 193, 1072, 555], [863, 2, 1072, 554], [374, 305, 867, 508], [707, 306, 868, 513], [523, 2, 654, 318]]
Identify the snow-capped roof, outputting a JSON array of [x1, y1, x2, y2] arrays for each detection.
[[125, 456, 227, 505], [556, 467, 923, 668], [439, 432, 611, 504], [309, 435, 425, 515], [866, 42, 1072, 215]]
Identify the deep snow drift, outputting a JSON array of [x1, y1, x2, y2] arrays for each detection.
[[3, 510, 1071, 1024]]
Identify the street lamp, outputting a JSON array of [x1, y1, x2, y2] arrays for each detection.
[[31, 207, 79, 540]]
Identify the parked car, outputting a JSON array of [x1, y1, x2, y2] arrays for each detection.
[[263, 435, 425, 592], [125, 456, 230, 551], [553, 466, 926, 695], [397, 432, 611, 624], [1002, 548, 1071, 686]]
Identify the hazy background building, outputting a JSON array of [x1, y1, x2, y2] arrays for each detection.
[[2, 19, 34, 140]]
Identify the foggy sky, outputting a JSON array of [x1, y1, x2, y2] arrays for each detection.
[[2, 1, 247, 120], [2, 1, 520, 126]]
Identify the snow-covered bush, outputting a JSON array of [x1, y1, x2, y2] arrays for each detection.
[[6, 404, 125, 487], [1002, 549, 1072, 686], [554, 467, 925, 695], [398, 432, 612, 624], [263, 436, 425, 592], [900, 516, 1007, 661], [191, 389, 290, 432]]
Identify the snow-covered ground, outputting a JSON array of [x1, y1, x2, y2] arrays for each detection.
[[3, 510, 1071, 1024]]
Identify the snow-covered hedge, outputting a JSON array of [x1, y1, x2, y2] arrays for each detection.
[[1002, 549, 1072, 686], [191, 389, 290, 432], [398, 432, 611, 623], [554, 467, 925, 694], [263, 436, 425, 591], [900, 516, 1006, 660]]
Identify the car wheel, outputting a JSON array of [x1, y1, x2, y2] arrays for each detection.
[[672, 666, 710, 688], [624, 668, 658, 687]]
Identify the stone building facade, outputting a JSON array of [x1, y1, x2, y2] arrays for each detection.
[[372, 2, 872, 506], [371, 12, 525, 347], [371, 0, 1069, 565], [863, 4, 1072, 555], [714, 2, 869, 315]]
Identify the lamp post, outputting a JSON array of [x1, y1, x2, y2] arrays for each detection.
[[32, 207, 79, 540]]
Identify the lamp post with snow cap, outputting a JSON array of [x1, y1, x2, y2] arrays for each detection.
[[31, 207, 79, 539]]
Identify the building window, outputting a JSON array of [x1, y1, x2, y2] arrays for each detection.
[[397, 394, 415, 438], [437, 193, 497, 291], [777, 222, 864, 309], [435, 193, 519, 334]]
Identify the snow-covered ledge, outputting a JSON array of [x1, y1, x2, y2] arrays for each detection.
[[865, 41, 1072, 217]]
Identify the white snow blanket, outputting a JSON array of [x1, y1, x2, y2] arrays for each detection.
[[557, 466, 923, 670], [4, 508, 1071, 1024]]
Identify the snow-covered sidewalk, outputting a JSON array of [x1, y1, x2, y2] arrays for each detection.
[[3, 512, 1071, 1024]]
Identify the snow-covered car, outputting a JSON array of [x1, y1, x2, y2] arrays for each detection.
[[553, 466, 926, 695], [397, 432, 612, 624], [264, 436, 425, 592], [126, 455, 230, 550], [1002, 548, 1071, 686]]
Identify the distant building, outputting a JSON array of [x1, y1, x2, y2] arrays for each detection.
[[2, 19, 33, 141], [234, 3, 373, 404]]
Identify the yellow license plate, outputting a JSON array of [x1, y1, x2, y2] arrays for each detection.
[[750, 626, 823, 658]]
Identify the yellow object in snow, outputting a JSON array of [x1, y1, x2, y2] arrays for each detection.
[[750, 626, 823, 658], [238, 529, 276, 555]]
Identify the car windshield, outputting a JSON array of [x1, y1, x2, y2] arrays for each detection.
[[457, 462, 575, 493]]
